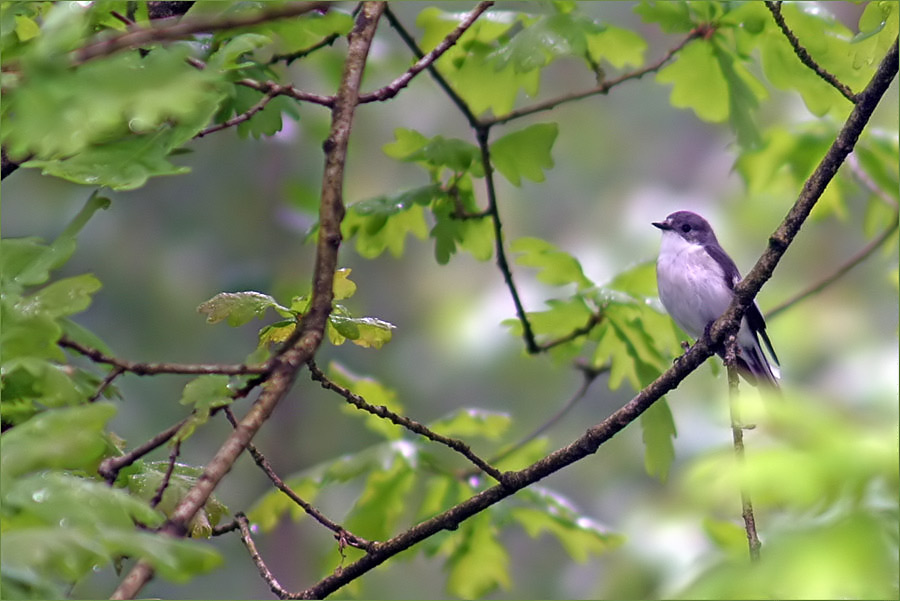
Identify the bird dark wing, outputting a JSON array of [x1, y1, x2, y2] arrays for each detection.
[[703, 243, 780, 367], [746, 303, 780, 366], [702, 243, 742, 290]]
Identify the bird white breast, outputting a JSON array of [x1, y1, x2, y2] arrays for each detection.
[[656, 232, 735, 339]]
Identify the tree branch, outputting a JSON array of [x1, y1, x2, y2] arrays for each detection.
[[59, 335, 268, 376], [108, 3, 387, 598], [711, 37, 897, 346], [481, 30, 703, 127], [764, 1, 858, 104], [235, 513, 291, 599], [195, 86, 285, 138], [222, 407, 373, 551], [290, 36, 898, 599], [307, 360, 503, 482], [724, 338, 761, 562], [98, 419, 187, 484], [358, 2, 494, 104], [766, 208, 899, 320], [382, 5, 480, 128], [73, 2, 331, 65]]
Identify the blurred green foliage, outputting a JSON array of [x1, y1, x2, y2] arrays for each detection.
[[1, 1, 897, 599]]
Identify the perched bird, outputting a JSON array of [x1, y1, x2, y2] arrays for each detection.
[[652, 210, 780, 387]]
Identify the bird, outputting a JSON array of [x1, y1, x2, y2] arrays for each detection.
[[652, 210, 780, 387]]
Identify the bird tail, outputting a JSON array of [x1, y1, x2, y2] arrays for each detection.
[[736, 339, 780, 389]]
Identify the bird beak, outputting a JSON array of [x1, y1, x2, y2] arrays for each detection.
[[652, 220, 670, 230]]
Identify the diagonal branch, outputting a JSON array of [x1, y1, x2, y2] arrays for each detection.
[[474, 125, 540, 353], [72, 2, 331, 65], [108, 3, 387, 599], [289, 36, 899, 600], [222, 407, 373, 551], [766, 208, 899, 320], [712, 37, 897, 345], [481, 29, 703, 127], [382, 5, 480, 128], [764, 1, 858, 104], [235, 513, 291, 599], [307, 360, 503, 482], [359, 1, 494, 103]]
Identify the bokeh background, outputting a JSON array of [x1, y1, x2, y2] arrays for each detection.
[[3, 2, 897, 598]]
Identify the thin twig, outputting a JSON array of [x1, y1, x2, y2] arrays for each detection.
[[196, 86, 284, 138], [766, 210, 899, 320], [235, 513, 291, 599], [294, 36, 899, 600], [87, 365, 125, 402], [382, 5, 479, 128], [60, 335, 269, 376], [222, 407, 373, 550], [764, 1, 857, 104], [307, 360, 504, 482], [98, 419, 187, 484], [724, 337, 761, 562], [487, 363, 608, 468], [149, 439, 182, 509], [72, 2, 331, 65], [359, 2, 494, 103], [481, 30, 703, 127], [270, 32, 342, 65], [109, 5, 387, 598], [539, 312, 604, 351], [847, 153, 899, 210], [475, 125, 540, 353]]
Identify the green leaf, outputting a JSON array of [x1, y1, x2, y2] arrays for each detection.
[[23, 131, 193, 190], [511, 236, 592, 289], [657, 40, 729, 123], [446, 513, 511, 599], [491, 13, 605, 73], [206, 33, 272, 71], [327, 362, 404, 440], [100, 530, 222, 583], [512, 506, 621, 561], [328, 315, 395, 349], [260, 7, 353, 55], [634, 0, 694, 33], [5, 472, 165, 531], [341, 202, 429, 259], [586, 25, 647, 69], [430, 202, 494, 265], [332, 268, 357, 301], [406, 136, 482, 173], [179, 375, 233, 410], [428, 408, 511, 440], [0, 403, 117, 483], [0, 529, 108, 582], [197, 291, 289, 326], [605, 260, 658, 298], [350, 185, 441, 217], [18, 273, 101, 318], [5, 45, 224, 161], [0, 192, 109, 291], [640, 398, 677, 481], [257, 319, 296, 346], [176, 375, 234, 441], [491, 123, 559, 186], [344, 458, 416, 540], [712, 41, 766, 147], [702, 517, 752, 558], [382, 128, 429, 159]]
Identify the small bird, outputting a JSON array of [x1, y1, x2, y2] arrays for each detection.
[[652, 210, 780, 387]]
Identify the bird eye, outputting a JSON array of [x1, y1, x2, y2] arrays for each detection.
[[681, 224, 692, 233]]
